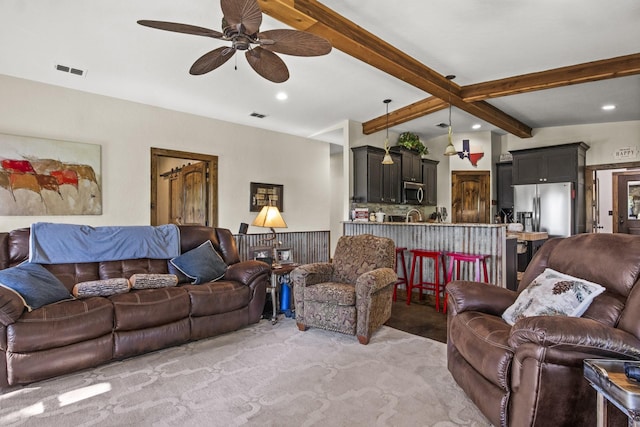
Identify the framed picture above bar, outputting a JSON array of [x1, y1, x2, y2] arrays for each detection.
[[250, 182, 283, 212]]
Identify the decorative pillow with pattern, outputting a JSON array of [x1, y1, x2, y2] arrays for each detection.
[[502, 268, 606, 326], [73, 278, 131, 298], [129, 274, 178, 290]]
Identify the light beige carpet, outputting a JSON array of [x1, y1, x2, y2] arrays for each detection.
[[0, 318, 490, 426]]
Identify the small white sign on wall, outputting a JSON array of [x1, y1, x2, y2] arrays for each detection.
[[614, 146, 638, 160]]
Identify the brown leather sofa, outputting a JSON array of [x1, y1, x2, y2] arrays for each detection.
[[447, 233, 640, 427], [0, 225, 269, 388]]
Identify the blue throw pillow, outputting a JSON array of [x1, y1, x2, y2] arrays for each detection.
[[170, 240, 227, 285], [0, 262, 74, 311]]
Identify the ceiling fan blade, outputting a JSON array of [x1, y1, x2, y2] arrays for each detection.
[[190, 47, 236, 75], [245, 47, 289, 83], [220, 0, 262, 34], [258, 29, 332, 57], [137, 20, 223, 39]]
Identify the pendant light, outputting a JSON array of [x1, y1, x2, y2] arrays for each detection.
[[443, 75, 457, 156], [381, 99, 394, 164]]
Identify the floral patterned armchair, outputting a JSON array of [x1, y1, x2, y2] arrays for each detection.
[[290, 234, 396, 344]]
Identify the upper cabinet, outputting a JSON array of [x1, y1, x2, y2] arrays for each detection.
[[496, 162, 513, 211], [391, 146, 422, 182], [352, 146, 401, 204], [510, 142, 589, 185], [422, 159, 439, 206]]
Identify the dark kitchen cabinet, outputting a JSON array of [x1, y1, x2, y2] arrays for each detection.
[[352, 145, 401, 204], [422, 159, 438, 206], [510, 142, 589, 185], [496, 162, 513, 210], [391, 146, 422, 182]]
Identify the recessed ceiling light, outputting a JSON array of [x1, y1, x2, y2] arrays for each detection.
[[276, 92, 288, 101], [472, 124, 481, 130], [602, 104, 616, 111]]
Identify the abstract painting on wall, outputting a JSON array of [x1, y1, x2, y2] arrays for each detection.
[[0, 133, 102, 215]]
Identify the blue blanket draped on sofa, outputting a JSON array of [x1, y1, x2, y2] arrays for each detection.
[[29, 223, 181, 264]]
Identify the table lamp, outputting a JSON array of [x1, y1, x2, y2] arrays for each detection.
[[251, 204, 287, 264]]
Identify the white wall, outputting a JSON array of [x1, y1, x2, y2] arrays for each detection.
[[0, 75, 331, 233], [501, 121, 640, 165]]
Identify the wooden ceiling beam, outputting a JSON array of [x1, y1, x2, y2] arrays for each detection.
[[363, 97, 446, 135], [259, 0, 533, 138], [461, 53, 640, 102], [363, 53, 640, 135]]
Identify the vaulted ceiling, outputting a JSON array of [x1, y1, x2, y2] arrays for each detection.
[[1, 0, 638, 145]]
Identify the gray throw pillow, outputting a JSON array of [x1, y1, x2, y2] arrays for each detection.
[[0, 262, 74, 311], [170, 240, 227, 285]]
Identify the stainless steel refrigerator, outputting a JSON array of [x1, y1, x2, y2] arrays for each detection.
[[513, 182, 573, 237]]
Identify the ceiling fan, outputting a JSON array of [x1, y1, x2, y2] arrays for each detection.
[[138, 0, 332, 83]]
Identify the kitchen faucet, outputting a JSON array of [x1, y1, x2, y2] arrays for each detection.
[[405, 208, 423, 223]]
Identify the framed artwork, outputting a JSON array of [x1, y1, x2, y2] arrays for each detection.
[[0, 133, 102, 215], [250, 245, 274, 267], [250, 182, 283, 212], [275, 247, 293, 265]]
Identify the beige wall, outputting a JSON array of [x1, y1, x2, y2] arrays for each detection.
[[0, 75, 331, 233], [501, 121, 640, 165]]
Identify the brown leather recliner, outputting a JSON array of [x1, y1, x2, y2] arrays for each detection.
[[446, 233, 640, 427]]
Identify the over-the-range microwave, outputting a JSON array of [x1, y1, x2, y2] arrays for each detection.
[[403, 181, 424, 205]]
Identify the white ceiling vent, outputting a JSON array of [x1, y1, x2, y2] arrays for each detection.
[[55, 64, 86, 77]]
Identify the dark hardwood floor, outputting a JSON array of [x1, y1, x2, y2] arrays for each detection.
[[385, 292, 448, 343]]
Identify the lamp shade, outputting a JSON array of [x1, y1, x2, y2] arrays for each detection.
[[382, 152, 394, 164], [443, 125, 457, 156], [444, 142, 458, 156], [251, 205, 287, 229]]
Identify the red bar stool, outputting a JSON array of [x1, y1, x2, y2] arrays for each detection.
[[443, 252, 490, 312], [407, 249, 445, 311], [393, 247, 408, 301]]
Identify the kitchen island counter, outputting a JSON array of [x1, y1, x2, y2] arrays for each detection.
[[343, 221, 512, 288]]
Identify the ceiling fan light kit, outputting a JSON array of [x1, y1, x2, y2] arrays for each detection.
[[138, 0, 332, 83]]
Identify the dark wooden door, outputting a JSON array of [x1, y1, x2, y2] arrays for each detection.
[[614, 171, 640, 234], [422, 159, 438, 206], [496, 162, 513, 210], [451, 171, 490, 223], [368, 149, 384, 203], [382, 152, 401, 203]]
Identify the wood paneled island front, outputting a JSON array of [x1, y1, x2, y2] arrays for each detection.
[[343, 222, 512, 289]]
